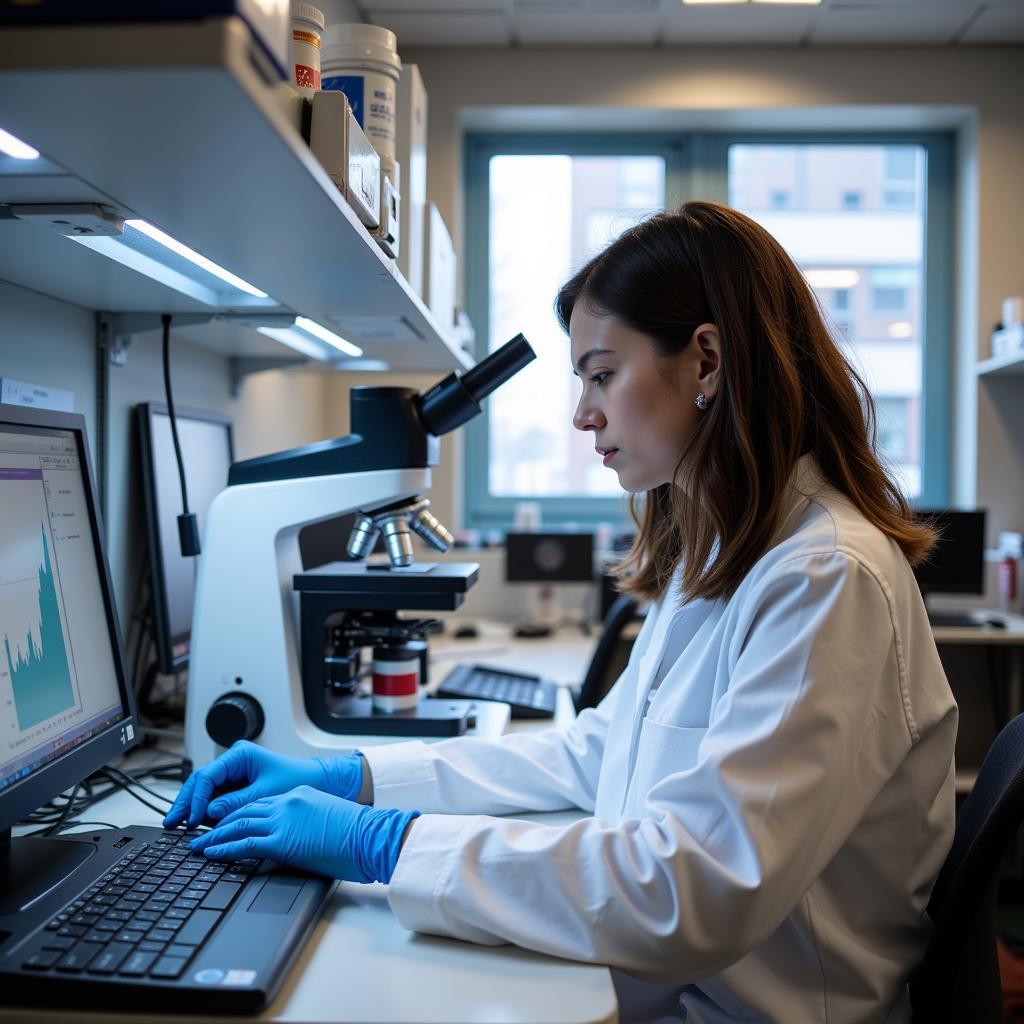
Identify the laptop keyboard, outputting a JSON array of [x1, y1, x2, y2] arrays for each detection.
[[22, 830, 255, 980]]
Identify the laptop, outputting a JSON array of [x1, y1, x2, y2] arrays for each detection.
[[0, 404, 332, 1013]]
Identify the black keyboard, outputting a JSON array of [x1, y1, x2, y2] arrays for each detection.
[[2, 826, 332, 1012], [928, 612, 978, 628], [436, 663, 557, 719]]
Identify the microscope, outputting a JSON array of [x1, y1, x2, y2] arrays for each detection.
[[184, 334, 535, 767]]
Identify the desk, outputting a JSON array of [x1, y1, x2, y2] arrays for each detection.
[[929, 611, 1024, 793], [5, 628, 619, 1024]]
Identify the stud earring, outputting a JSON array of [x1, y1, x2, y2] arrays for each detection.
[[695, 393, 708, 411]]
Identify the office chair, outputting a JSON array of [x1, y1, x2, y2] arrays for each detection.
[[573, 593, 640, 713], [909, 713, 1024, 1023]]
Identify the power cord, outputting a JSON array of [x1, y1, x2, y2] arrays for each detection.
[[161, 313, 200, 557]]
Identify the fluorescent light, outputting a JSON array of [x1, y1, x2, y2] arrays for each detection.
[[888, 321, 913, 339], [0, 127, 39, 160], [256, 326, 326, 360], [125, 219, 268, 298], [294, 316, 363, 358], [804, 269, 860, 289], [257, 320, 364, 361]]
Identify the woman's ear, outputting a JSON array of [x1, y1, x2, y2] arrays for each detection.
[[689, 323, 722, 400]]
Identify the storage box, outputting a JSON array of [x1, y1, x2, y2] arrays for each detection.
[[395, 64, 427, 296], [423, 203, 456, 333], [372, 157, 401, 259], [309, 90, 380, 229]]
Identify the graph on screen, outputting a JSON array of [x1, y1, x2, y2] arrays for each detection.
[[4, 526, 76, 730]]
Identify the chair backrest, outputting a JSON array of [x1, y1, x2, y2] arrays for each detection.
[[574, 593, 640, 713], [910, 713, 1024, 1023]]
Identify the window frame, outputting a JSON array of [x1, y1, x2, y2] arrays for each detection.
[[463, 129, 954, 529]]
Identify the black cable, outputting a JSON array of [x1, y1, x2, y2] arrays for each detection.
[[161, 313, 200, 556], [162, 313, 189, 515], [95, 769, 169, 817], [102, 765, 174, 807]]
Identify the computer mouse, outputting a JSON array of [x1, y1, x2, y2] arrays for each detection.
[[984, 616, 1007, 629], [513, 623, 553, 639], [453, 624, 479, 639]]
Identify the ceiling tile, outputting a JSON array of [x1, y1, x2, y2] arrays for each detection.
[[958, 4, 1024, 43], [662, 5, 817, 45], [357, 0, 504, 10], [364, 11, 513, 45], [809, 5, 978, 43], [513, 10, 660, 44]]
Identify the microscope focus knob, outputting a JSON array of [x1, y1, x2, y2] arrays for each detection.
[[206, 693, 265, 748]]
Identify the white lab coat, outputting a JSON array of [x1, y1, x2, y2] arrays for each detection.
[[363, 457, 958, 1023]]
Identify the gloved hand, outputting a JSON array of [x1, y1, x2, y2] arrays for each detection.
[[189, 786, 419, 884], [163, 741, 364, 828]]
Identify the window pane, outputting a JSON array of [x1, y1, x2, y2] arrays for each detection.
[[728, 143, 926, 498], [487, 154, 665, 498]]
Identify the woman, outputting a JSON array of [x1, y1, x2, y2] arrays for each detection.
[[167, 201, 957, 1023]]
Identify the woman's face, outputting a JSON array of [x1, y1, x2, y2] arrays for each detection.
[[570, 304, 720, 493]]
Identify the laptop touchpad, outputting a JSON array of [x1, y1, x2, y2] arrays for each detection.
[[247, 875, 305, 914]]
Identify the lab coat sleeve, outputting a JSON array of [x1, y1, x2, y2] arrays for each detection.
[[361, 673, 625, 815], [385, 550, 926, 980]]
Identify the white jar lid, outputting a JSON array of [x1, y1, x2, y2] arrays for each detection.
[[291, 2, 325, 31], [322, 22, 399, 59]]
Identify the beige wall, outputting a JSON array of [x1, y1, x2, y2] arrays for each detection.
[[392, 45, 1024, 569]]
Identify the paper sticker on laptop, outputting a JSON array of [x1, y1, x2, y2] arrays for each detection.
[[223, 969, 258, 987]]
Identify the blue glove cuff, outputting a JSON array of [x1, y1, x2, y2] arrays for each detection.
[[356, 806, 421, 884], [314, 753, 364, 802]]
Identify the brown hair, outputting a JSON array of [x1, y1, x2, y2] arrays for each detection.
[[555, 200, 936, 604]]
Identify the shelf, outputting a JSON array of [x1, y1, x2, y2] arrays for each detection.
[[977, 351, 1024, 377], [0, 17, 471, 375]]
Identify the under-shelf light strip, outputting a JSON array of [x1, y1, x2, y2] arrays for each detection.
[[0, 127, 39, 160], [256, 323, 363, 360], [125, 219, 268, 299]]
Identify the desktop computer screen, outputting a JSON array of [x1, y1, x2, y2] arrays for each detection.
[[912, 508, 987, 597], [136, 403, 233, 674], [505, 532, 595, 584], [0, 404, 136, 905]]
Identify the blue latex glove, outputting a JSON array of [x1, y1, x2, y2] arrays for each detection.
[[189, 786, 418, 885], [163, 741, 364, 828]]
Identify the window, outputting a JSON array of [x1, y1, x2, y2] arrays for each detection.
[[728, 141, 947, 501], [464, 132, 952, 526], [872, 286, 908, 312]]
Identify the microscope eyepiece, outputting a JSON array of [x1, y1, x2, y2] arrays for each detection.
[[418, 333, 535, 437]]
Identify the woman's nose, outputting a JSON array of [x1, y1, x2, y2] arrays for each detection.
[[573, 396, 605, 432]]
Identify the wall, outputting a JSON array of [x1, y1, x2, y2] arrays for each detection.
[[398, 44, 1024, 564]]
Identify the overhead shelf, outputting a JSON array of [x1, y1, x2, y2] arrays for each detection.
[[0, 17, 471, 374], [977, 351, 1024, 377]]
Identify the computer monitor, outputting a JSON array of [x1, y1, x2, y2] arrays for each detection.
[[505, 532, 595, 584], [0, 404, 137, 912], [136, 403, 233, 674], [912, 508, 987, 596]]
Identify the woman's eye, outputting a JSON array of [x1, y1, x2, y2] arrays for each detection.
[[589, 372, 610, 386]]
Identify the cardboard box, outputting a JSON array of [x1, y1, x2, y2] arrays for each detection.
[[423, 202, 456, 333]]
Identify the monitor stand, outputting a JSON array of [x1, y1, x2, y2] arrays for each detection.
[[0, 828, 97, 915]]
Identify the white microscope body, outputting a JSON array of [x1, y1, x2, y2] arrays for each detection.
[[184, 335, 535, 769]]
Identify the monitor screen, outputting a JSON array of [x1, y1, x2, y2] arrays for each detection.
[[0, 405, 135, 836], [912, 508, 987, 596], [136, 404, 233, 674], [505, 532, 595, 584]]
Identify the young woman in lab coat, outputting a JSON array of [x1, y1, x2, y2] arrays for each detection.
[[168, 201, 958, 1024]]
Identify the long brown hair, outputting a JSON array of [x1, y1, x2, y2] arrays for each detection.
[[555, 200, 936, 604]]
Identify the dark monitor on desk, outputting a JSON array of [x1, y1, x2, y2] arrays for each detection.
[[136, 403, 233, 674], [0, 405, 137, 912], [912, 509, 987, 596], [505, 532, 595, 584]]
